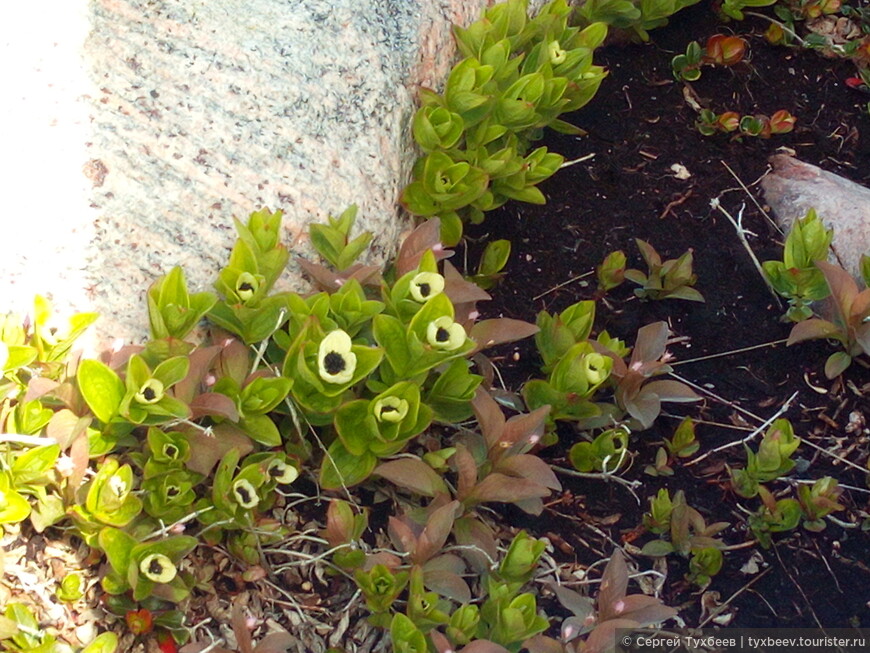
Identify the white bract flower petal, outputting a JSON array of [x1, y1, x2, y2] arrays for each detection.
[[139, 553, 177, 583], [409, 272, 445, 302], [267, 459, 299, 485], [235, 272, 260, 302], [583, 353, 610, 386], [317, 330, 357, 385], [108, 475, 128, 498], [373, 396, 409, 423], [232, 478, 260, 509], [135, 378, 165, 405], [426, 317, 466, 351], [548, 40, 567, 64]]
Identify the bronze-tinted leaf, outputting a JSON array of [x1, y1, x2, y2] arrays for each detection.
[[396, 218, 453, 276], [460, 641, 511, 653], [597, 550, 629, 622], [496, 454, 561, 491], [453, 444, 478, 500], [231, 598, 254, 653], [174, 345, 221, 403], [786, 318, 841, 345], [470, 318, 539, 353], [499, 405, 551, 452], [471, 388, 506, 450], [522, 635, 565, 653], [374, 458, 448, 497], [388, 516, 419, 556], [416, 500, 460, 564], [643, 380, 699, 403], [423, 568, 471, 603], [183, 423, 253, 476], [190, 392, 240, 421], [467, 473, 550, 504], [631, 321, 669, 365]]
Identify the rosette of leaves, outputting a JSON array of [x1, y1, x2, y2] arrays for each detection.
[[797, 476, 844, 532], [523, 340, 615, 429], [568, 427, 630, 474], [210, 372, 293, 447], [729, 418, 800, 498], [147, 266, 217, 342], [402, 0, 608, 245], [208, 208, 294, 344], [576, 0, 702, 41], [786, 259, 870, 378], [599, 321, 700, 430], [526, 550, 677, 653], [324, 381, 434, 489], [1, 443, 64, 531], [748, 485, 802, 548], [762, 209, 833, 322], [99, 527, 198, 602], [78, 353, 190, 429], [69, 458, 143, 545], [281, 323, 384, 422], [625, 239, 704, 302], [194, 449, 293, 544]]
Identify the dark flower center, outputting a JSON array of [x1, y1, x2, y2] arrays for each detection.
[[418, 283, 431, 297], [164, 444, 178, 458], [269, 465, 283, 478], [167, 486, 180, 498], [149, 559, 164, 576], [324, 351, 346, 374], [142, 387, 156, 401], [381, 405, 398, 414], [239, 282, 254, 292], [436, 327, 450, 342], [236, 486, 252, 504]]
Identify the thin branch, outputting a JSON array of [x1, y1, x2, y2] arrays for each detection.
[[532, 270, 595, 301], [720, 160, 781, 233], [684, 391, 798, 467], [552, 465, 642, 504], [710, 198, 782, 307], [671, 338, 788, 366]]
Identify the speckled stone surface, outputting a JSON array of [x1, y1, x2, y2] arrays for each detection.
[[3, 0, 546, 346], [763, 155, 870, 278]]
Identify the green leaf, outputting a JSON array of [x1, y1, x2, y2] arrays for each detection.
[[319, 441, 378, 490], [78, 359, 125, 423], [81, 632, 119, 653], [239, 414, 282, 447], [99, 527, 138, 578]]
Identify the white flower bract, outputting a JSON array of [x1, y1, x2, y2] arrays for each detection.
[[267, 459, 299, 485], [548, 40, 567, 65], [317, 330, 357, 385], [409, 272, 445, 302], [134, 378, 165, 405], [583, 353, 610, 386], [232, 478, 260, 509], [426, 317, 466, 351], [139, 553, 177, 583], [235, 272, 260, 302], [373, 396, 409, 423]]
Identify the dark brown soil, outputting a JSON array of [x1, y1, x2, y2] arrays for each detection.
[[466, 3, 870, 629]]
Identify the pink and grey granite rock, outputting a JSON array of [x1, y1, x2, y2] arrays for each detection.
[[2, 0, 547, 346], [762, 154, 870, 278]]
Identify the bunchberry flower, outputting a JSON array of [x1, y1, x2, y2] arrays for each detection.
[[583, 353, 610, 386], [267, 459, 299, 485], [134, 378, 165, 405], [373, 396, 409, 423], [409, 272, 444, 302], [548, 40, 567, 65], [235, 272, 260, 303], [232, 478, 259, 509], [317, 330, 357, 385], [139, 553, 177, 583], [426, 317, 466, 351]]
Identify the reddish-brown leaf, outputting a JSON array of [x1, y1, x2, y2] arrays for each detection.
[[396, 218, 453, 276], [642, 380, 700, 402], [231, 598, 254, 653], [499, 405, 551, 452], [453, 444, 478, 500], [423, 568, 471, 604], [471, 388, 506, 450], [460, 641, 512, 653], [183, 423, 253, 476], [415, 500, 460, 564], [374, 458, 447, 497], [388, 516, 420, 556], [174, 345, 222, 403], [467, 473, 551, 505], [254, 633, 294, 653], [787, 318, 842, 345], [597, 550, 629, 621], [631, 321, 669, 365], [189, 392, 240, 421], [470, 318, 539, 354], [496, 454, 561, 491]]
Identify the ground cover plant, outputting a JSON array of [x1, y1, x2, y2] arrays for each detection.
[[2, 1, 870, 652]]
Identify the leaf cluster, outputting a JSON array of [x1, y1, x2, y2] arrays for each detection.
[[401, 0, 608, 244]]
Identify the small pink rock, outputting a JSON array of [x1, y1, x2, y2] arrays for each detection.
[[762, 155, 870, 278]]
